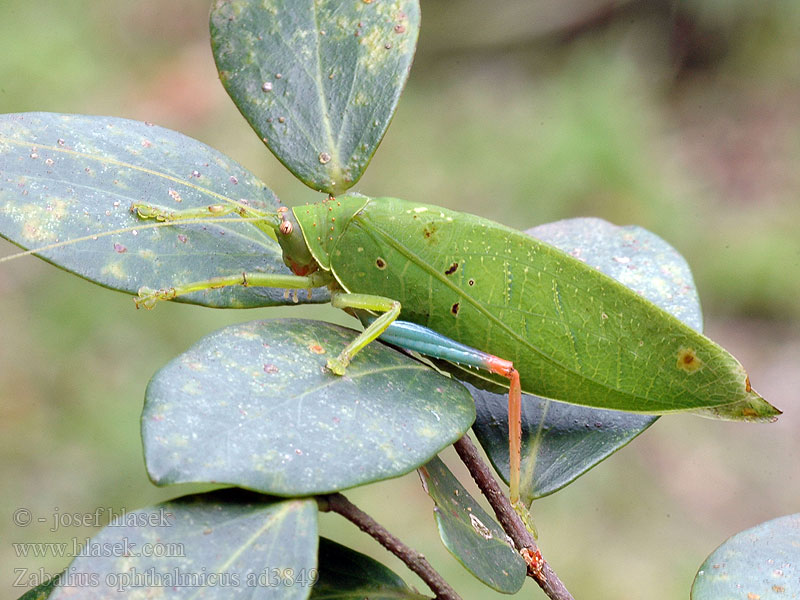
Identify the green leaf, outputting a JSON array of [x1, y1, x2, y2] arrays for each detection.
[[0, 112, 328, 307], [691, 513, 800, 599], [211, 0, 420, 194], [16, 574, 61, 600], [418, 457, 527, 594], [310, 538, 427, 599], [48, 489, 318, 599], [469, 218, 704, 500], [143, 319, 475, 495]]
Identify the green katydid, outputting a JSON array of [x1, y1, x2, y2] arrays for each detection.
[[0, 113, 779, 508], [126, 192, 780, 507]]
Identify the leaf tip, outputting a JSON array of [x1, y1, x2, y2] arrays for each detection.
[[692, 386, 781, 422]]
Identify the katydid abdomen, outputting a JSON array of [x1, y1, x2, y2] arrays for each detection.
[[292, 195, 768, 419]]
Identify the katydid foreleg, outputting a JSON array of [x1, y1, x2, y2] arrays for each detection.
[[135, 270, 331, 309], [372, 318, 524, 508], [130, 200, 332, 307], [131, 202, 243, 222]]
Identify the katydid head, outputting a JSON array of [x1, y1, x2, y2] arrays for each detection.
[[274, 206, 319, 276]]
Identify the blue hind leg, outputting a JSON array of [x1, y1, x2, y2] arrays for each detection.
[[375, 319, 523, 506]]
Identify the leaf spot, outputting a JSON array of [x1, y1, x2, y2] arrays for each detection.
[[469, 514, 493, 539], [677, 348, 704, 373], [423, 223, 438, 240]]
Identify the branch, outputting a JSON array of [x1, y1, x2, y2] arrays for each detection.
[[318, 492, 462, 600], [453, 435, 574, 600]]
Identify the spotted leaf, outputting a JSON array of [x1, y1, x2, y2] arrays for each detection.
[[0, 112, 329, 307], [143, 319, 475, 495], [692, 513, 800, 600], [418, 456, 526, 593], [211, 0, 420, 194], [48, 490, 318, 600]]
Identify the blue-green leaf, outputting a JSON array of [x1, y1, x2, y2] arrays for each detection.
[[211, 0, 420, 194], [692, 513, 800, 599], [418, 457, 526, 593], [143, 319, 475, 495], [0, 112, 328, 307], [311, 538, 426, 599], [48, 489, 318, 599]]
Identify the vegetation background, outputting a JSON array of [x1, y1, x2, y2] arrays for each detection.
[[1, 1, 798, 598]]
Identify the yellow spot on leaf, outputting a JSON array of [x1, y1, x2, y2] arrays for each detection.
[[20, 219, 56, 243], [309, 344, 326, 355], [676, 347, 704, 373], [101, 261, 126, 280], [236, 330, 260, 341]]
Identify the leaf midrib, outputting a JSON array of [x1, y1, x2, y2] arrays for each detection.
[[311, 2, 342, 179], [0, 136, 253, 211]]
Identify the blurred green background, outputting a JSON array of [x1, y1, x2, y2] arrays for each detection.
[[1, 1, 799, 598]]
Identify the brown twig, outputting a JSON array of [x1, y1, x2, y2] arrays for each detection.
[[318, 492, 461, 600], [453, 435, 574, 600]]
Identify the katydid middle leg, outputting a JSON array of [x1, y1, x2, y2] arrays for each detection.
[[326, 292, 402, 374]]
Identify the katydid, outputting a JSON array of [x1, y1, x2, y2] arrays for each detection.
[[128, 193, 780, 507]]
